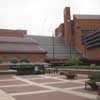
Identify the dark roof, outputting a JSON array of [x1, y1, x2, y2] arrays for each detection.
[[0, 36, 45, 53], [82, 30, 100, 39], [28, 35, 80, 58], [80, 29, 99, 37], [80, 29, 97, 34], [0, 36, 38, 44], [0, 35, 80, 56], [74, 15, 100, 19], [0, 43, 44, 53], [81, 30, 100, 49]]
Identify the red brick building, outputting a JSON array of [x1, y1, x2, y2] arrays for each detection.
[[55, 7, 100, 61], [0, 29, 47, 63], [55, 23, 64, 37]]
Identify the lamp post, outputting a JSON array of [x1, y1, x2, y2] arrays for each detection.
[[69, 42, 72, 58], [67, 19, 72, 58], [52, 31, 55, 59]]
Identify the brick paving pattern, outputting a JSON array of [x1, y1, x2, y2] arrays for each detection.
[[0, 85, 48, 93], [14, 92, 92, 100], [0, 74, 97, 100], [47, 82, 84, 88]]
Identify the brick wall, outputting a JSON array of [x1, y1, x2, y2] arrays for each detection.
[[0, 53, 46, 62], [0, 65, 9, 70], [73, 17, 100, 58], [55, 7, 100, 61], [0, 29, 27, 37], [85, 47, 100, 60], [55, 23, 64, 37], [64, 7, 72, 45]]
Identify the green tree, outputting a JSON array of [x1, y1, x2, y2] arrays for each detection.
[[66, 57, 83, 66], [19, 58, 30, 63]]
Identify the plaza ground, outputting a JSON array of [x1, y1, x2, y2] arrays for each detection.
[[0, 74, 97, 100]]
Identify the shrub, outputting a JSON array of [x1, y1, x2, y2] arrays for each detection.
[[66, 57, 83, 66], [19, 58, 30, 63], [65, 72, 77, 79], [9, 58, 18, 69], [79, 57, 89, 65], [16, 66, 35, 75], [16, 65, 45, 75], [10, 58, 18, 63], [0, 59, 2, 63], [49, 63, 64, 68], [88, 74, 100, 82], [87, 74, 100, 90], [87, 79, 97, 90]]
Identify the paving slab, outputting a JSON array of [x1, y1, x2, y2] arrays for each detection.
[[29, 78, 60, 83], [0, 75, 96, 100], [0, 75, 14, 80], [0, 80, 27, 86], [14, 91, 92, 100], [0, 85, 48, 93], [19, 75, 43, 79], [73, 88, 97, 95], [47, 82, 84, 88], [0, 89, 16, 100]]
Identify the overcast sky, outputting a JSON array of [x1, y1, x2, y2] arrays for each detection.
[[0, 0, 100, 36]]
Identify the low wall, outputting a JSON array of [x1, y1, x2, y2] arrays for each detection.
[[0, 65, 9, 70]]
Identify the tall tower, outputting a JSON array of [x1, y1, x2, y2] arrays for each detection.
[[64, 7, 72, 46]]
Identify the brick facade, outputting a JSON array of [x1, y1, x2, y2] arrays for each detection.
[[0, 53, 46, 62], [55, 7, 100, 61], [74, 16, 100, 53], [55, 23, 64, 37], [73, 17, 100, 60], [64, 7, 72, 45], [0, 29, 47, 67], [0, 29, 26, 37]]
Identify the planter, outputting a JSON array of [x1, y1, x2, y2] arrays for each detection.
[[65, 74, 76, 79], [87, 74, 100, 90], [86, 80, 97, 90]]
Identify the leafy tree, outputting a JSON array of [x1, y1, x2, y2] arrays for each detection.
[[19, 58, 30, 63], [66, 57, 83, 66], [10, 58, 18, 63], [0, 59, 2, 63]]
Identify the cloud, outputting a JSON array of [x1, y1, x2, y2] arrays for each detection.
[[0, 0, 100, 36]]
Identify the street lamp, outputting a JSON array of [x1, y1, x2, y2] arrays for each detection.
[[68, 20, 72, 58], [52, 31, 55, 59]]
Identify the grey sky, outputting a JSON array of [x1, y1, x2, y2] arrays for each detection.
[[0, 0, 100, 36]]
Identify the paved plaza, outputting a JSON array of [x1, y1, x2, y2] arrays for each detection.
[[0, 74, 97, 100]]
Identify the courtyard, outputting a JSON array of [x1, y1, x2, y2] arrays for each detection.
[[0, 74, 97, 100]]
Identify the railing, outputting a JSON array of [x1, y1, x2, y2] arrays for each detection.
[[46, 68, 100, 75]]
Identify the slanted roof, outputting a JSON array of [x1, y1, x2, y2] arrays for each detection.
[[80, 29, 97, 34], [74, 14, 100, 19], [0, 36, 38, 44], [0, 29, 27, 37], [0, 36, 46, 54], [28, 35, 80, 58], [0, 43, 45, 53], [81, 30, 100, 49]]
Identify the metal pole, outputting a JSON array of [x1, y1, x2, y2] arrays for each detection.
[[52, 32, 55, 59], [69, 21, 72, 58], [69, 42, 72, 58]]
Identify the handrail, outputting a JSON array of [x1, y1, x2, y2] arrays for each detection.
[[46, 68, 100, 74]]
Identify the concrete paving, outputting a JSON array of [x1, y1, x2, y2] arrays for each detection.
[[0, 74, 97, 100]]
